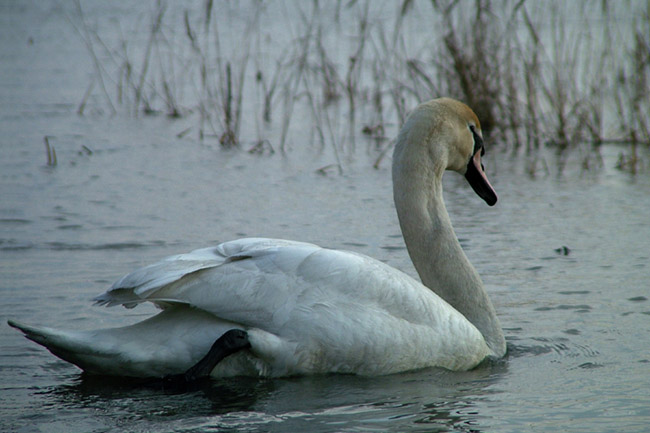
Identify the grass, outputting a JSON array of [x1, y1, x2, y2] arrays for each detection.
[[70, 0, 650, 173]]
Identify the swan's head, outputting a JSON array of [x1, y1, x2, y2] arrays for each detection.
[[395, 97, 498, 206]]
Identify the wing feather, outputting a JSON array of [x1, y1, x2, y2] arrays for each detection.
[[92, 238, 480, 349]]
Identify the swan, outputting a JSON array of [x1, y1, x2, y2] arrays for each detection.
[[9, 97, 506, 379]]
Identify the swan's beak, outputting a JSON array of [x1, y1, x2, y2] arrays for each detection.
[[465, 150, 498, 206]]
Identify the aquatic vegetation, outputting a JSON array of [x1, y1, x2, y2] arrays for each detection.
[[70, 0, 649, 172], [43, 136, 57, 167]]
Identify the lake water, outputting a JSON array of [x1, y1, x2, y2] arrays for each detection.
[[1, 2, 649, 432]]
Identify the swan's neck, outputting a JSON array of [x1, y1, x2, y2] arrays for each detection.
[[392, 144, 506, 357]]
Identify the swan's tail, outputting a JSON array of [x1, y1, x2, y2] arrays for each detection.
[[8, 307, 233, 378], [8, 319, 129, 375]]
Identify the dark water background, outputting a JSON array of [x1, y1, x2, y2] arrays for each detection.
[[1, 2, 649, 432]]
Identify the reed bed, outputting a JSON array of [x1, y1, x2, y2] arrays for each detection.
[[71, 0, 650, 173]]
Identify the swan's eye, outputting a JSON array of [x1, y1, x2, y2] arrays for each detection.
[[468, 125, 484, 156]]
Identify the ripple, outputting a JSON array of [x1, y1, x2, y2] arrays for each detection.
[[381, 245, 406, 251], [57, 224, 83, 230], [507, 337, 599, 359], [0, 239, 34, 251], [558, 290, 590, 295], [574, 362, 604, 370], [45, 241, 165, 251], [0, 218, 32, 225], [506, 343, 552, 358], [342, 242, 368, 248], [534, 304, 592, 313], [557, 304, 591, 311]]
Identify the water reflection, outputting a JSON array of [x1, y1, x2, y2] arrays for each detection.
[[38, 364, 509, 432], [47, 375, 274, 419]]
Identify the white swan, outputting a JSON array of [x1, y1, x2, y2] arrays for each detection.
[[9, 98, 506, 378]]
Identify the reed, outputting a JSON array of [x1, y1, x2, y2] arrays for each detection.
[[44, 136, 57, 167], [72, 0, 649, 172]]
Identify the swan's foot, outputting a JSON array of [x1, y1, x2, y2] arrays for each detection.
[[163, 329, 251, 385]]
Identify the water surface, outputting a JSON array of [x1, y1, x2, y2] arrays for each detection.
[[1, 2, 649, 432]]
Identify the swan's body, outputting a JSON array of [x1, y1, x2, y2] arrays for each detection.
[[9, 98, 506, 378]]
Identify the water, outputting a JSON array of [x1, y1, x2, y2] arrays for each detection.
[[2, 2, 650, 432]]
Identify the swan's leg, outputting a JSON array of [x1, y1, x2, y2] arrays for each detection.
[[184, 329, 251, 380], [165, 329, 251, 383]]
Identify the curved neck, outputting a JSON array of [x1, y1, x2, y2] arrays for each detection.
[[392, 141, 506, 357]]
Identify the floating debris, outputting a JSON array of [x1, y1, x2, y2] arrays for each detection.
[[555, 246, 571, 256]]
